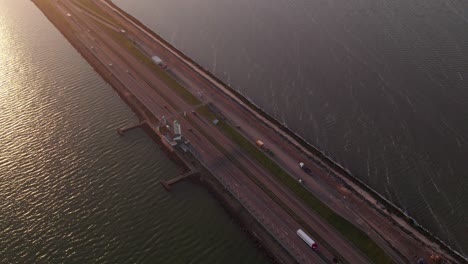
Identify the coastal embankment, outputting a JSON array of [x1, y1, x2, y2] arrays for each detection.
[[102, 1, 465, 262], [33, 0, 464, 263], [32, 1, 294, 263]]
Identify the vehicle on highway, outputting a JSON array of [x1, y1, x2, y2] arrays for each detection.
[[152, 55, 168, 70], [255, 139, 275, 157], [417, 258, 427, 264], [256, 139, 264, 148], [297, 229, 318, 250], [299, 162, 312, 173]]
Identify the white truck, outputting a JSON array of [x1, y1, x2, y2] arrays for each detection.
[[297, 229, 318, 250], [151, 56, 168, 70]]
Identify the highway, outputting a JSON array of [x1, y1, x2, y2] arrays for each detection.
[[95, 3, 457, 263], [57, 1, 337, 263], [35, 0, 458, 263]]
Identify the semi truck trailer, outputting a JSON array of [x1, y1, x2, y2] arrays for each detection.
[[297, 229, 318, 250]]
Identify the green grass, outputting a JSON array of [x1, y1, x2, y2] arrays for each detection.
[[73, 0, 119, 26], [34, 0, 72, 28], [82, 9, 200, 107], [197, 105, 217, 120], [215, 120, 393, 264], [74, 0, 200, 106], [103, 28, 201, 106]]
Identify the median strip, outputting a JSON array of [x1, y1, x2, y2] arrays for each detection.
[[211, 116, 394, 264], [58, 1, 394, 262]]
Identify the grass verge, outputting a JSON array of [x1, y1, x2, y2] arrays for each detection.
[[107, 29, 200, 106], [215, 119, 393, 264], [73, 0, 119, 25], [73, 0, 199, 106], [34, 0, 72, 28]]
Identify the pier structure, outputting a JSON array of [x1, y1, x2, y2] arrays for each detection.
[[160, 170, 199, 191], [117, 120, 147, 135]]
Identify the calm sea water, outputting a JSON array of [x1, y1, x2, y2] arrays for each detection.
[[0, 1, 272, 263], [112, 0, 468, 255]]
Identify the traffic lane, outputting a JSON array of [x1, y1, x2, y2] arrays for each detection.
[[102, 9, 365, 263], [68, 14, 175, 118], [94, 1, 254, 129], [184, 123, 321, 262], [185, 132, 327, 264], [75, 0, 189, 111], [62, 1, 366, 262], [78, 32, 166, 116], [171, 58, 403, 261], [183, 115, 337, 264], [131, 34, 353, 219], [89, 26, 197, 118], [189, 113, 367, 263], [72, 8, 203, 137], [222, 123, 389, 259], [104, 0, 357, 220], [55, 2, 326, 262], [81, 2, 444, 262], [82, 24, 336, 264], [113, 10, 376, 261]]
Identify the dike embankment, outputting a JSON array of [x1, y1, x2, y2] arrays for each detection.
[[102, 1, 465, 262], [33, 1, 296, 263], [34, 0, 465, 262]]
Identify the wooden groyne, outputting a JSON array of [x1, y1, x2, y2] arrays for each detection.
[[161, 170, 199, 191], [117, 120, 147, 135]]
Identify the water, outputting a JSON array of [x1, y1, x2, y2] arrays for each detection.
[[0, 1, 272, 263], [112, 0, 468, 256]]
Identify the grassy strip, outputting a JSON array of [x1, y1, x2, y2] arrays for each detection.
[[34, 0, 72, 28], [73, 0, 200, 105], [214, 120, 393, 264], [197, 105, 217, 121], [186, 115, 348, 263], [103, 28, 201, 106], [80, 1, 201, 106], [73, 0, 119, 26], [79, 3, 200, 107]]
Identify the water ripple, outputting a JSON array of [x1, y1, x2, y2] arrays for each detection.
[[0, 1, 270, 263]]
